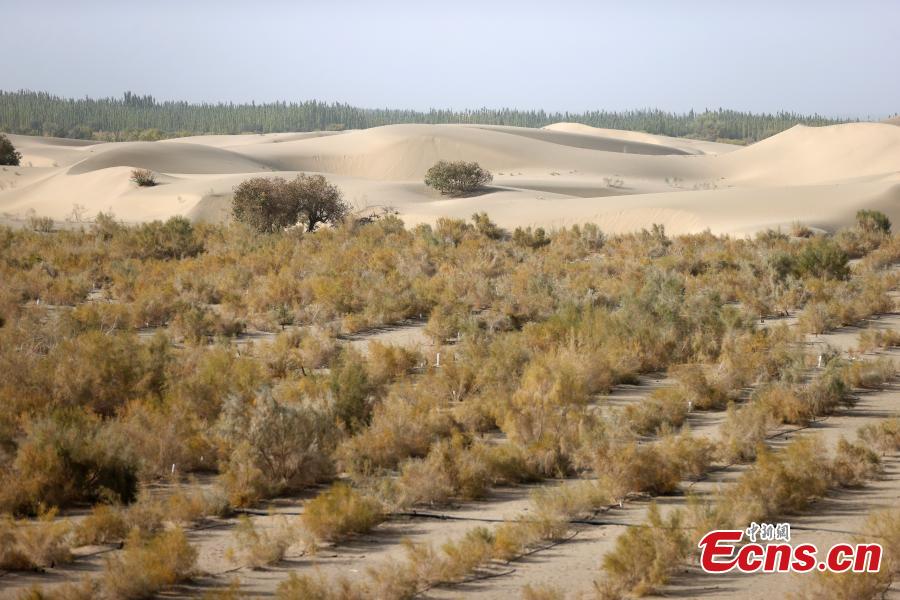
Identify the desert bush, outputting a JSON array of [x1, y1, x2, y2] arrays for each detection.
[[657, 430, 715, 481], [671, 364, 730, 410], [337, 388, 454, 478], [329, 348, 376, 432], [623, 387, 688, 436], [1, 410, 138, 514], [718, 401, 771, 463], [130, 168, 157, 187], [394, 436, 497, 506], [131, 216, 203, 259], [722, 436, 831, 526], [424, 161, 492, 195], [0, 133, 22, 165], [856, 209, 891, 234], [28, 215, 54, 233], [843, 357, 896, 389], [795, 237, 850, 280], [831, 437, 881, 487], [301, 483, 384, 541], [74, 504, 129, 545], [233, 175, 349, 233], [755, 382, 811, 425], [512, 226, 551, 249], [102, 527, 197, 599], [598, 503, 690, 597], [217, 393, 335, 506], [857, 328, 900, 353], [858, 417, 900, 453], [594, 441, 681, 501], [365, 341, 420, 386], [0, 509, 73, 570], [229, 515, 297, 568], [471, 212, 504, 240]]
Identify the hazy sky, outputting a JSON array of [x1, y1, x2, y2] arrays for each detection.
[[3, 0, 898, 117]]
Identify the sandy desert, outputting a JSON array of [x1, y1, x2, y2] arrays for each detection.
[[4, 2, 900, 599], [3, 119, 900, 235]]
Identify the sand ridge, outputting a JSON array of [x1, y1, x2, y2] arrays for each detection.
[[3, 122, 900, 235]]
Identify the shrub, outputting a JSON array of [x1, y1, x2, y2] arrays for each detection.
[[0, 133, 22, 166], [1, 411, 138, 514], [795, 237, 850, 280], [858, 417, 900, 453], [0, 509, 73, 570], [102, 527, 197, 599], [229, 515, 297, 568], [439, 527, 496, 581], [831, 437, 881, 487], [217, 394, 335, 506], [130, 168, 157, 187], [337, 388, 454, 478], [671, 364, 730, 410], [301, 483, 384, 541], [28, 215, 54, 233], [623, 387, 688, 436], [856, 209, 891, 234], [232, 174, 349, 233], [857, 328, 900, 353], [722, 436, 831, 526], [329, 348, 376, 432], [424, 160, 492, 195], [718, 401, 771, 463], [75, 504, 129, 545], [131, 216, 204, 259], [598, 503, 690, 597]]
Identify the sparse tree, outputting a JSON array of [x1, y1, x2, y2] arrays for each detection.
[[425, 161, 493, 195], [0, 133, 21, 166], [287, 173, 349, 232], [232, 175, 348, 233]]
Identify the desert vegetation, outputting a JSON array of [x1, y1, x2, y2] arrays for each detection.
[[0, 132, 21, 165], [232, 174, 350, 233], [1, 208, 898, 597], [130, 168, 157, 187], [425, 160, 493, 195]]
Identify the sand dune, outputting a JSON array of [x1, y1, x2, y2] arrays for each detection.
[[542, 122, 738, 155], [2, 122, 900, 235]]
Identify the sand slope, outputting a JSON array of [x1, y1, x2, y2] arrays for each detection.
[[2, 122, 900, 234]]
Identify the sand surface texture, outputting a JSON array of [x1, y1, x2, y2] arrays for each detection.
[[3, 122, 899, 234]]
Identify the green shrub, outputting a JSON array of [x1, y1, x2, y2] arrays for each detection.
[[424, 161, 492, 195], [0, 133, 22, 166], [233, 174, 349, 233], [856, 209, 891, 234]]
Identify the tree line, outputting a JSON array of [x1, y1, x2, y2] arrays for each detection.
[[0, 90, 850, 143]]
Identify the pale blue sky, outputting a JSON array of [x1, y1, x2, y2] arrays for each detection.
[[2, 0, 897, 118]]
